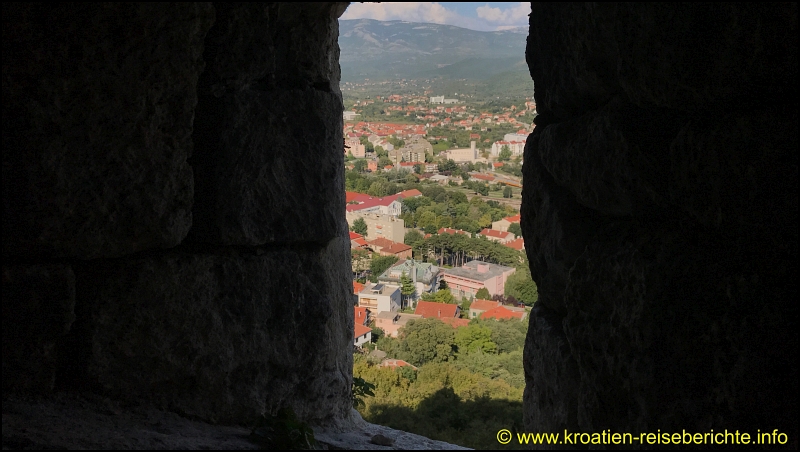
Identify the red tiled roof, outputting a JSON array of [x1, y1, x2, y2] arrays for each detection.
[[470, 299, 501, 312], [352, 237, 369, 247], [384, 243, 412, 255], [355, 323, 373, 339], [346, 191, 372, 204], [345, 193, 402, 212], [505, 238, 525, 250], [438, 227, 469, 236], [471, 173, 495, 181], [355, 306, 369, 324], [481, 306, 525, 320], [480, 228, 512, 239], [367, 237, 395, 249], [380, 359, 417, 370], [441, 317, 470, 328], [504, 214, 521, 223], [397, 189, 422, 198], [353, 281, 364, 294], [415, 301, 458, 319], [349, 231, 363, 240]]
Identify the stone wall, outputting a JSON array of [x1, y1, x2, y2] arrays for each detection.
[[3, 2, 353, 426], [523, 2, 797, 443]]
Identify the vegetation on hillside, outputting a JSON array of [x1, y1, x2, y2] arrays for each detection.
[[355, 317, 528, 449]]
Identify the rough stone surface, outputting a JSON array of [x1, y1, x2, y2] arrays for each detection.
[[523, 2, 797, 445], [2, 395, 466, 450], [189, 2, 348, 245], [314, 410, 471, 450], [2, 3, 214, 260], [70, 237, 353, 426], [2, 1, 356, 433], [2, 265, 76, 392], [527, 3, 798, 121]]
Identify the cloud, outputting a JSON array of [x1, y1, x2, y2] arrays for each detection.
[[341, 2, 520, 31], [476, 2, 530, 26]]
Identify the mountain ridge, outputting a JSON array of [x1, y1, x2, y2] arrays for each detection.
[[339, 19, 529, 82]]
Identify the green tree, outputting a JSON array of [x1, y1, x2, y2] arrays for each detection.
[[370, 323, 385, 343], [503, 186, 513, 198], [369, 255, 399, 283], [400, 271, 417, 306], [508, 222, 522, 238], [398, 318, 456, 366], [438, 159, 458, 173], [378, 156, 393, 168], [498, 145, 512, 162], [351, 247, 371, 274], [504, 268, 538, 306], [455, 324, 497, 354], [351, 217, 368, 236], [433, 288, 456, 304], [475, 287, 491, 300], [404, 229, 425, 247], [368, 181, 388, 197], [353, 159, 367, 173]]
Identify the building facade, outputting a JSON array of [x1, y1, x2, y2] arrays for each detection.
[[441, 260, 516, 299]]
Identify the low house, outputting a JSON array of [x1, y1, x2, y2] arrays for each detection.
[[357, 282, 401, 314], [480, 305, 528, 321], [478, 228, 516, 244], [492, 214, 520, 232], [441, 260, 516, 299], [380, 359, 418, 370], [382, 242, 412, 260], [469, 299, 502, 319], [375, 311, 422, 338], [365, 237, 395, 254], [349, 231, 369, 249], [354, 307, 372, 348], [415, 301, 460, 320], [504, 238, 525, 251], [438, 227, 470, 237], [355, 306, 370, 326]]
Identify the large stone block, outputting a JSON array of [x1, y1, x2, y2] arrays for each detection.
[[523, 304, 581, 439], [77, 237, 353, 425], [2, 3, 214, 260], [190, 87, 346, 245], [2, 264, 75, 392], [536, 97, 683, 217], [528, 3, 797, 120], [189, 2, 346, 246], [521, 131, 601, 316]]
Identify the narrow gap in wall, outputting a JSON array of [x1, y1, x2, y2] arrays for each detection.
[[338, 3, 535, 449]]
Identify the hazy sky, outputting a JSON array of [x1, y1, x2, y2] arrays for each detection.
[[340, 2, 531, 32]]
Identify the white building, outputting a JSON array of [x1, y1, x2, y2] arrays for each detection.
[[343, 111, 360, 121], [357, 282, 401, 314], [429, 96, 445, 104], [442, 141, 486, 163], [491, 140, 526, 157]]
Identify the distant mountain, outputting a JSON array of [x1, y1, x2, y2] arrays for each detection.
[[338, 19, 528, 82]]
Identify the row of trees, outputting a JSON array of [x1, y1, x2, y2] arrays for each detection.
[[399, 188, 517, 235]]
